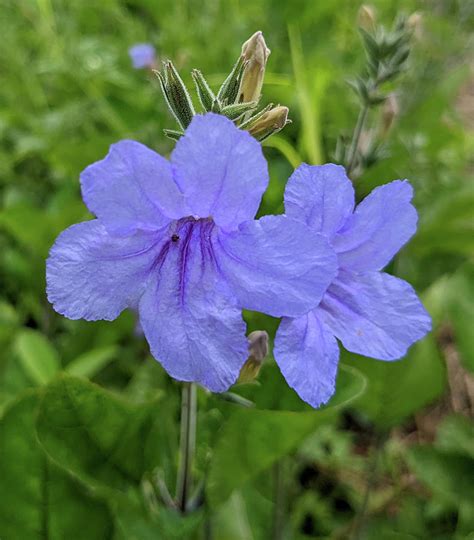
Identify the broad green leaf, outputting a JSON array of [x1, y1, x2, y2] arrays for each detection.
[[36, 375, 161, 493], [207, 406, 335, 508], [0, 392, 111, 539], [411, 186, 474, 256], [112, 490, 203, 540], [447, 264, 474, 372], [213, 492, 256, 540], [407, 445, 474, 506], [14, 329, 61, 385], [437, 415, 474, 459], [239, 360, 366, 412], [344, 334, 446, 429], [66, 345, 118, 378]]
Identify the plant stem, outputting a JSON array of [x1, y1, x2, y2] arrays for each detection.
[[351, 432, 385, 539], [347, 103, 369, 176], [176, 382, 197, 513], [272, 460, 286, 540]]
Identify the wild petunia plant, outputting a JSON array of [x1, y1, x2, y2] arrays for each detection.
[[45, 28, 431, 518]]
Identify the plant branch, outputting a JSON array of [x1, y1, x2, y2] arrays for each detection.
[[176, 382, 197, 513]]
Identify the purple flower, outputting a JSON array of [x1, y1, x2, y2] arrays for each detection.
[[274, 164, 432, 408], [46, 114, 337, 392], [129, 43, 156, 69]]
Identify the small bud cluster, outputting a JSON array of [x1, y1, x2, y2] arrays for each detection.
[[349, 12, 413, 107], [156, 31, 290, 142], [339, 7, 417, 177]]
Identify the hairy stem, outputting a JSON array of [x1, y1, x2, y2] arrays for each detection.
[[347, 103, 369, 176], [176, 382, 197, 513]]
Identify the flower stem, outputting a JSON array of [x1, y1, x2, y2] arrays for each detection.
[[347, 103, 369, 176], [176, 382, 197, 513], [271, 460, 286, 540]]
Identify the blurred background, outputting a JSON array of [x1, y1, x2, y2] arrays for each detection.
[[0, 0, 473, 539]]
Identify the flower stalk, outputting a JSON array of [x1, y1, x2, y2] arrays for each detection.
[[176, 382, 197, 513]]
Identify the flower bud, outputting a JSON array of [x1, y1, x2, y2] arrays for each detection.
[[238, 31, 271, 104], [381, 93, 399, 136], [357, 5, 376, 31], [248, 105, 290, 141], [407, 12, 423, 39], [238, 330, 269, 383]]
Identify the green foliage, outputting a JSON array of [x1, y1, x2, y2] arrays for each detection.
[[1, 0, 473, 537], [14, 329, 61, 385], [0, 392, 112, 539], [343, 334, 446, 429]]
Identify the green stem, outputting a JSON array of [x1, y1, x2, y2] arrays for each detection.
[[347, 103, 369, 176], [176, 382, 197, 513], [272, 460, 286, 540], [351, 432, 385, 539]]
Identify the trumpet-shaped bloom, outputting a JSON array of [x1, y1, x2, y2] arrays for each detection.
[[129, 43, 156, 69], [47, 114, 337, 392], [274, 164, 432, 407]]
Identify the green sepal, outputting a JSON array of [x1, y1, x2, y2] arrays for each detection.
[[217, 55, 246, 105], [221, 101, 257, 121], [157, 60, 195, 129], [191, 69, 215, 111], [163, 128, 184, 142]]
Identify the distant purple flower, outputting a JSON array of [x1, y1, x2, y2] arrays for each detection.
[[129, 43, 156, 69], [274, 164, 432, 408], [46, 114, 336, 391]]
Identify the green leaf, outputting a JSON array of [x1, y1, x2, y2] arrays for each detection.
[[0, 392, 111, 539], [207, 406, 335, 508], [36, 375, 161, 493], [344, 334, 446, 429], [112, 489, 203, 540], [213, 492, 256, 540], [66, 345, 118, 379], [238, 360, 366, 412], [14, 329, 61, 385], [437, 414, 474, 459], [407, 445, 474, 506], [447, 264, 474, 372]]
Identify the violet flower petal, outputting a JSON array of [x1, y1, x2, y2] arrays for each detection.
[[214, 215, 338, 317], [171, 113, 269, 232], [274, 311, 340, 408], [46, 220, 168, 321], [320, 269, 432, 360]]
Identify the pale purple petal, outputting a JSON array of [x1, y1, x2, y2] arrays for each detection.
[[214, 215, 338, 318], [334, 180, 418, 272], [320, 269, 432, 360], [274, 311, 340, 408], [171, 113, 269, 231], [284, 164, 354, 239], [138, 219, 248, 392], [46, 220, 168, 321], [81, 140, 186, 237], [129, 43, 156, 69]]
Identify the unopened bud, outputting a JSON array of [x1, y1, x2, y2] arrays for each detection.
[[238, 31, 271, 104], [248, 106, 290, 141], [238, 330, 269, 383], [407, 12, 423, 39], [357, 5, 376, 31], [381, 93, 399, 136]]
